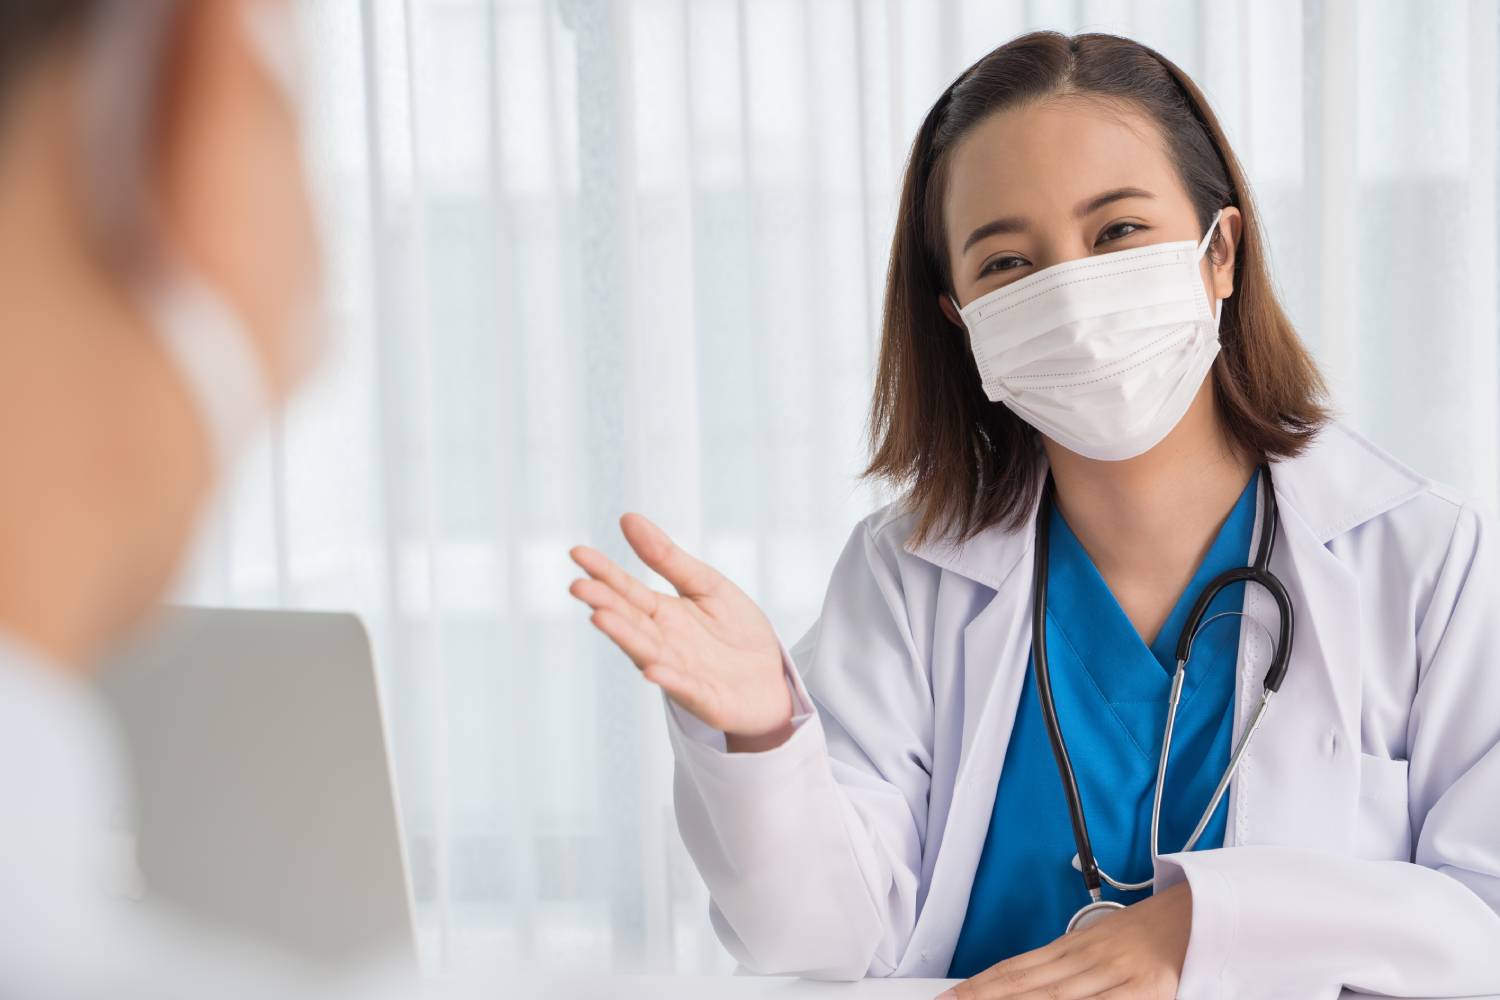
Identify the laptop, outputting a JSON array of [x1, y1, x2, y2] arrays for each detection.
[[95, 606, 417, 972]]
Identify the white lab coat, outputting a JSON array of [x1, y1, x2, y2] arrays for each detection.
[[663, 419, 1500, 999]]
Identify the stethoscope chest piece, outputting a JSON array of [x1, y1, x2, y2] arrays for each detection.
[[1066, 899, 1125, 933]]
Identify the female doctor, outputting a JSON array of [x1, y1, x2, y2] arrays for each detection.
[[567, 30, 1500, 1000]]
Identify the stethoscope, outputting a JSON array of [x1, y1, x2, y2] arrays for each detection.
[[1030, 463, 1295, 933]]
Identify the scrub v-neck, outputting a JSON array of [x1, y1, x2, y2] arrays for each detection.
[[946, 468, 1260, 977]]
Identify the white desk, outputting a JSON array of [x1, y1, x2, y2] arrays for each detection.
[[532, 974, 1500, 999], [538, 975, 958, 998]]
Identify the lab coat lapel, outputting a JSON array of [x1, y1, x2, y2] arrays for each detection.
[[898, 485, 1041, 969], [900, 477, 1045, 781], [1222, 476, 1361, 853], [953, 534, 1035, 792], [1226, 424, 1427, 851]]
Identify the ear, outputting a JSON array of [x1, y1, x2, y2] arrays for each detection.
[[938, 291, 965, 329], [152, 0, 318, 397], [1209, 205, 1241, 301]]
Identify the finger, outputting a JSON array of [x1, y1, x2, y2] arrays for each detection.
[[963, 935, 1073, 988], [589, 608, 664, 672], [619, 513, 720, 598], [569, 544, 664, 617], [568, 578, 662, 642], [1002, 966, 1126, 1000], [954, 949, 1089, 998], [592, 612, 716, 720], [1077, 983, 1140, 1000]]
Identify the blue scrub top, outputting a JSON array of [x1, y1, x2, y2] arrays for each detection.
[[947, 468, 1259, 977]]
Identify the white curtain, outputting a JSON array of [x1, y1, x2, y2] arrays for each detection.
[[179, 0, 1500, 981]]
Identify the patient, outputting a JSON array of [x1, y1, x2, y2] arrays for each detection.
[[0, 1, 414, 995]]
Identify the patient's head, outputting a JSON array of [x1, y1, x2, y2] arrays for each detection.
[[0, 0, 319, 667]]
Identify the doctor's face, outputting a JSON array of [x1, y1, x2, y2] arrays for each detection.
[[940, 96, 1237, 312]]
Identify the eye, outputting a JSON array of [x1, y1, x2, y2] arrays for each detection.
[[979, 254, 1029, 277], [1097, 221, 1146, 245]]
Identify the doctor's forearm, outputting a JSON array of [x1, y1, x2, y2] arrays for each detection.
[[664, 618, 926, 977], [668, 708, 891, 978], [1157, 845, 1500, 999]]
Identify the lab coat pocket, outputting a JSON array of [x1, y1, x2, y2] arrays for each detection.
[[1353, 752, 1412, 862]]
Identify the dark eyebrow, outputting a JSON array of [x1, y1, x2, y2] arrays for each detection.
[[960, 186, 1157, 256]]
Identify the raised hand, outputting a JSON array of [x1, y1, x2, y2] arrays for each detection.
[[568, 513, 795, 749]]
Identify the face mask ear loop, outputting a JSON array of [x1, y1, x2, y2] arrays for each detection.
[[1196, 207, 1225, 261], [1197, 208, 1226, 326], [947, 293, 967, 328]]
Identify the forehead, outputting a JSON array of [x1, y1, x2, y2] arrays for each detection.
[[942, 96, 1187, 233]]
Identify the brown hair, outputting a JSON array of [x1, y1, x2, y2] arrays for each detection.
[[0, 2, 100, 108], [863, 30, 1329, 549]]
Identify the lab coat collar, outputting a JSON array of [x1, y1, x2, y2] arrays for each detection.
[[900, 419, 1430, 587]]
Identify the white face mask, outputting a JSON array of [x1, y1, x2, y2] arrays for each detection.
[[82, 0, 316, 473], [950, 208, 1225, 462], [135, 265, 275, 472]]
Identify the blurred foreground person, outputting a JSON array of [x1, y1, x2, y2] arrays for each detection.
[[0, 2, 425, 996]]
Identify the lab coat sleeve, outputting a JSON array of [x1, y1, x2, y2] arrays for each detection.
[[662, 513, 934, 980], [1152, 500, 1500, 1000]]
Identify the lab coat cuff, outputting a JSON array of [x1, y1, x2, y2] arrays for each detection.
[[1152, 850, 1239, 1000], [661, 637, 822, 780]]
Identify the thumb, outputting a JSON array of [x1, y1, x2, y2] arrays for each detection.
[[620, 513, 719, 598]]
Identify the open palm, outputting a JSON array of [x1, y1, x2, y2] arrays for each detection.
[[568, 512, 792, 741]]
